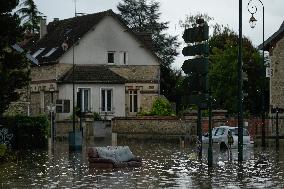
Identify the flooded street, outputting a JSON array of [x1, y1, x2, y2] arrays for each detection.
[[1, 138, 284, 188]]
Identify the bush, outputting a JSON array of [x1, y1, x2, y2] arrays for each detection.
[[150, 98, 175, 116], [0, 115, 49, 149], [93, 112, 102, 121]]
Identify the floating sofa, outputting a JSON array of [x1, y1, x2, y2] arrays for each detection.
[[87, 146, 142, 168]]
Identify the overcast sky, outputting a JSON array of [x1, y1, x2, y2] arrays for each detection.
[[34, 0, 284, 68]]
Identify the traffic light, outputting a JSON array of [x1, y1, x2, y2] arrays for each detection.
[[181, 20, 209, 108], [182, 43, 209, 56]]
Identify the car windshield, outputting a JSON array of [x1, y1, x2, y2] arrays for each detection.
[[214, 128, 225, 136], [229, 128, 249, 136]]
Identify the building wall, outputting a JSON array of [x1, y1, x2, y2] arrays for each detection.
[[59, 16, 159, 66], [57, 83, 125, 120], [29, 63, 72, 115], [270, 37, 284, 109]]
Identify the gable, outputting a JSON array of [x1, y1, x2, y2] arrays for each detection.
[[59, 16, 159, 66]]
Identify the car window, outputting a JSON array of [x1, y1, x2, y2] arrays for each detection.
[[215, 128, 225, 136], [230, 128, 249, 136]]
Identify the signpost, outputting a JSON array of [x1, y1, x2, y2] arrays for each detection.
[[181, 19, 212, 166]]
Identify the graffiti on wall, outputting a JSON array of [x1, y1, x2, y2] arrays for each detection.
[[0, 126, 13, 148]]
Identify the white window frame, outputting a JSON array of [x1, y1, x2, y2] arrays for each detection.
[[100, 87, 113, 112], [129, 90, 138, 113], [107, 51, 115, 64], [77, 87, 91, 112]]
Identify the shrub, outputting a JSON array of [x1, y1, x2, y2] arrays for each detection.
[[150, 98, 175, 116], [93, 112, 102, 121]]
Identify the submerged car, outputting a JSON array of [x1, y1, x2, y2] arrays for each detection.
[[202, 126, 253, 150]]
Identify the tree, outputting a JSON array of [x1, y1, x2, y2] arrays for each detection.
[[117, 0, 181, 101], [209, 27, 263, 115], [16, 0, 42, 33], [180, 13, 265, 115], [0, 0, 30, 116]]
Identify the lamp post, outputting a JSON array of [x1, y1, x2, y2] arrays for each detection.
[[238, 0, 244, 162], [247, 0, 266, 148]]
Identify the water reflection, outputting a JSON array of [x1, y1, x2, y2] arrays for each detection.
[[0, 138, 284, 188]]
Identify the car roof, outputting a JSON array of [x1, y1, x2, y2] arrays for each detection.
[[216, 126, 248, 131]]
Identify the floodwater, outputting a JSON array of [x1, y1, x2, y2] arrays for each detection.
[[1, 138, 284, 189]]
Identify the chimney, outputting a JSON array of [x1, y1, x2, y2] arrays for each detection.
[[40, 17, 47, 39]]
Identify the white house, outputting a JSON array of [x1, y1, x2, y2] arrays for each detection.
[[28, 10, 160, 120]]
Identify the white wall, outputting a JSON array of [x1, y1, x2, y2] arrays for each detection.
[[57, 83, 125, 120], [59, 16, 159, 66]]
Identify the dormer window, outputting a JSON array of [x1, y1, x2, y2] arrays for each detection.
[[107, 51, 115, 64]]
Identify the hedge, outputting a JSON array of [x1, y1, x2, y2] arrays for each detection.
[[0, 115, 49, 149]]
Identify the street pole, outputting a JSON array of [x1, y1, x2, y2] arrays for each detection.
[[72, 37, 75, 134], [238, 0, 244, 162], [276, 108, 279, 149], [197, 107, 202, 160], [208, 91, 213, 167], [261, 5, 266, 148], [248, 0, 265, 148]]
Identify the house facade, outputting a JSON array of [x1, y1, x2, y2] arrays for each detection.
[[28, 10, 160, 120], [261, 21, 284, 111], [261, 21, 284, 135]]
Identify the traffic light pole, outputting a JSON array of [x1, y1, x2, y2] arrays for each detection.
[[197, 107, 202, 160], [208, 91, 213, 167]]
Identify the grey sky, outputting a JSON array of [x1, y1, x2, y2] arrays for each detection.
[[34, 0, 284, 68]]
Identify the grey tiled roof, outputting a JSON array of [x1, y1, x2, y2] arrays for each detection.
[[59, 65, 127, 84], [259, 21, 284, 50], [29, 9, 157, 65]]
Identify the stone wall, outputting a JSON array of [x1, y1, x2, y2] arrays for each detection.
[[112, 116, 194, 136], [270, 37, 284, 109]]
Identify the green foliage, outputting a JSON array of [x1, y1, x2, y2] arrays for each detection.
[[150, 98, 174, 116], [0, 144, 7, 157], [209, 26, 264, 115], [93, 112, 102, 121], [0, 0, 30, 117], [117, 0, 181, 102]]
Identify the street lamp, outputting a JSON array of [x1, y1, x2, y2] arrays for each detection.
[[247, 0, 266, 147], [238, 0, 244, 162]]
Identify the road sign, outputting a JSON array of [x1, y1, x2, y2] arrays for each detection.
[[182, 24, 209, 43], [182, 43, 209, 56], [183, 75, 208, 93], [182, 58, 209, 75]]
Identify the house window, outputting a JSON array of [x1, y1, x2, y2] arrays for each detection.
[[78, 88, 91, 112], [120, 51, 128, 65], [101, 89, 113, 112], [107, 51, 115, 64], [56, 99, 70, 113], [129, 90, 138, 113]]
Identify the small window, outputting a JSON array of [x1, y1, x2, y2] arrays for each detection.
[[56, 99, 70, 113], [107, 52, 115, 64], [129, 90, 138, 113]]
